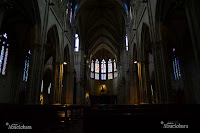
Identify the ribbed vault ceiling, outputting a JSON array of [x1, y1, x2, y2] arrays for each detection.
[[76, 0, 127, 56]]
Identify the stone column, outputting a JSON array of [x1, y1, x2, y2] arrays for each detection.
[[53, 62, 63, 104], [185, 0, 200, 103], [153, 41, 172, 104], [27, 43, 45, 104]]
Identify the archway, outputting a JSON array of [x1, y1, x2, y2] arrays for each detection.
[[88, 44, 118, 104], [40, 25, 60, 105], [139, 23, 154, 104]]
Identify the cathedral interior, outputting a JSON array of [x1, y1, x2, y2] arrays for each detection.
[[0, 0, 200, 132]]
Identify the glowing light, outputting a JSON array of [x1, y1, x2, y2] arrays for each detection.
[[134, 61, 138, 64], [86, 93, 89, 99], [172, 48, 181, 80], [0, 33, 9, 75], [23, 50, 31, 81], [108, 59, 113, 79], [23, 59, 27, 81], [63, 62, 67, 65], [2, 48, 8, 75], [130, 7, 132, 20], [90, 73, 94, 78], [101, 59, 106, 80], [41, 80, 44, 92], [40, 93, 44, 105], [95, 59, 99, 80], [91, 60, 94, 78], [114, 60, 118, 78], [70, 8, 72, 23], [125, 34, 128, 51], [74, 4, 78, 11], [74, 34, 79, 52], [0, 46, 5, 73], [3, 33, 7, 39], [48, 83, 51, 94], [124, 3, 128, 10]]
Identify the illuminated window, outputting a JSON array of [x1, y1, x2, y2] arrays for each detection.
[[95, 59, 99, 80], [48, 83, 51, 94], [101, 59, 106, 80], [23, 50, 31, 82], [123, 2, 128, 10], [66, 2, 69, 15], [90, 60, 94, 78], [125, 34, 128, 51], [74, 34, 79, 52], [74, 4, 78, 11], [70, 8, 72, 23], [0, 33, 9, 75], [41, 80, 44, 92], [172, 48, 181, 80], [108, 59, 113, 80], [130, 7, 132, 20], [114, 60, 118, 78]]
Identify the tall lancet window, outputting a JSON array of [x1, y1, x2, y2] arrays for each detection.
[[90, 60, 94, 78], [130, 7, 132, 20], [95, 59, 99, 80], [101, 59, 106, 80], [23, 50, 31, 82], [108, 59, 113, 80], [70, 2, 73, 24], [114, 59, 118, 78], [125, 34, 128, 51], [66, 2, 69, 15], [172, 48, 181, 80], [0, 33, 9, 75], [74, 34, 79, 52]]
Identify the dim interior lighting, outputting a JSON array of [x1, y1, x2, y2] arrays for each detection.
[[63, 62, 67, 65], [100, 85, 106, 92], [86, 93, 89, 99], [134, 61, 138, 64]]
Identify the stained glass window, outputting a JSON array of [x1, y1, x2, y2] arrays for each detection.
[[70, 8, 72, 23], [74, 4, 78, 11], [0, 33, 9, 75], [66, 2, 69, 15], [90, 60, 94, 78], [23, 50, 31, 82], [114, 60, 118, 78], [74, 34, 79, 52], [95, 59, 99, 80], [123, 2, 128, 10], [125, 34, 128, 51], [108, 59, 113, 79], [172, 48, 181, 80], [101, 59, 106, 80]]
